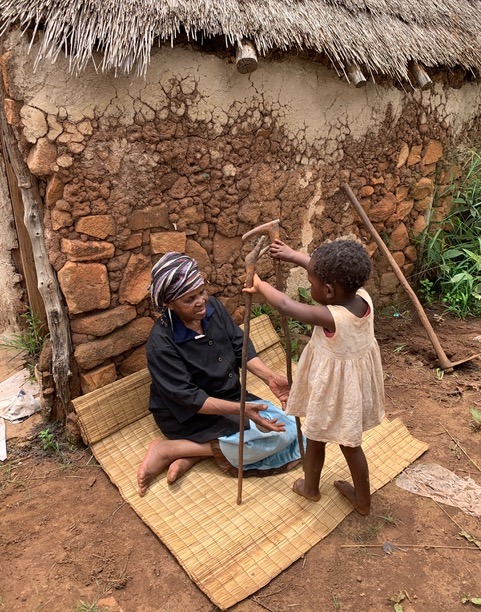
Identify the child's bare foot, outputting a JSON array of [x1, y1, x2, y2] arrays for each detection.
[[292, 478, 321, 502], [137, 439, 172, 496], [334, 480, 370, 516], [166, 457, 203, 484]]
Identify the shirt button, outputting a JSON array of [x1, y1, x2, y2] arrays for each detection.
[[208, 340, 213, 345], [218, 357, 223, 362], [228, 372, 233, 378]]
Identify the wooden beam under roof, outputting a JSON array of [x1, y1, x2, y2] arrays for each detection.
[[409, 61, 432, 90], [236, 40, 258, 74], [347, 63, 367, 87]]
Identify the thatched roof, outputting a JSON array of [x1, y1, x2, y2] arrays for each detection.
[[1, 0, 481, 81]]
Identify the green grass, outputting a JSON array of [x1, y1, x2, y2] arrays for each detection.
[[0, 307, 49, 375], [417, 149, 481, 318], [74, 601, 109, 612]]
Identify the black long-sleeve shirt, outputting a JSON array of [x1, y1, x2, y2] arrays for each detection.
[[147, 296, 258, 443]]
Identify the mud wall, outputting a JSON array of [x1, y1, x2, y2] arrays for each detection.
[[3, 30, 481, 396]]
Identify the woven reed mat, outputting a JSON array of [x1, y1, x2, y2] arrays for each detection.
[[79, 418, 427, 609], [73, 316, 428, 609]]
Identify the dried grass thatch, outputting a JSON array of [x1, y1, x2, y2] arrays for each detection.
[[1, 0, 480, 80]]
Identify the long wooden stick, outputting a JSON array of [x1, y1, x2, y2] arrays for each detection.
[[237, 236, 267, 505], [273, 248, 305, 466], [242, 220, 305, 465], [342, 183, 468, 372], [439, 422, 481, 473]]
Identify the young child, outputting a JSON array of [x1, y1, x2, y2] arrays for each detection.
[[244, 237, 385, 515]]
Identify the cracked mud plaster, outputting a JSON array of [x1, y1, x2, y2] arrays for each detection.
[[5, 31, 481, 380]]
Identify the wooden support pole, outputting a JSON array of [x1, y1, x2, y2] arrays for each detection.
[[235, 40, 258, 74], [0, 79, 73, 418], [409, 61, 432, 90], [347, 63, 367, 88]]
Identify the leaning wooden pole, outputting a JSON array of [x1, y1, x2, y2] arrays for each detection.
[[0, 80, 73, 417]]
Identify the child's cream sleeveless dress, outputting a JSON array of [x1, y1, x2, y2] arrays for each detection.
[[285, 288, 385, 447]]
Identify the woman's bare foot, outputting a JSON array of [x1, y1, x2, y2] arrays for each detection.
[[166, 457, 204, 484], [292, 478, 321, 502], [137, 439, 173, 496], [334, 480, 370, 516], [137, 438, 212, 496]]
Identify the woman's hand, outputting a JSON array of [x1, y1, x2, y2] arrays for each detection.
[[269, 239, 296, 262], [267, 373, 290, 410], [245, 403, 286, 432]]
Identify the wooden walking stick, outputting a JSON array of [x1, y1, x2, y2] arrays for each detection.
[[342, 183, 481, 372], [237, 235, 267, 505], [242, 220, 305, 465]]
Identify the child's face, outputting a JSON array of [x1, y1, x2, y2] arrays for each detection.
[[307, 259, 330, 305]]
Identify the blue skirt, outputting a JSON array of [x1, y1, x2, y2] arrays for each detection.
[[215, 400, 304, 474]]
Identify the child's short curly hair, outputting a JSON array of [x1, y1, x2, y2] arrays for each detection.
[[310, 238, 372, 292]]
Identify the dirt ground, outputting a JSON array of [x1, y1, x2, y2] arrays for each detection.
[[1, 304, 481, 612]]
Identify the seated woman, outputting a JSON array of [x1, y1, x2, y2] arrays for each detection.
[[137, 252, 303, 496]]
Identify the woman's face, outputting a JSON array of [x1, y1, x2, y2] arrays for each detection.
[[167, 284, 208, 326]]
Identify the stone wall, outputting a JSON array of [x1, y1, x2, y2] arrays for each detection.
[[3, 30, 481, 399]]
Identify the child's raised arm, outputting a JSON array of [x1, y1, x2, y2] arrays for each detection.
[[244, 274, 335, 332], [269, 239, 310, 269]]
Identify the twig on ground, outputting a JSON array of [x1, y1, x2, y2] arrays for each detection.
[[250, 595, 278, 611], [34, 595, 55, 611], [255, 586, 290, 598], [431, 498, 465, 532], [340, 544, 479, 550], [256, 584, 306, 599], [439, 422, 481, 472], [109, 501, 126, 522]]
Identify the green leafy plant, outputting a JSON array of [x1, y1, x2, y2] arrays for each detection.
[[332, 593, 341, 610], [388, 590, 410, 611], [297, 286, 315, 304], [417, 149, 481, 318], [393, 343, 407, 355], [461, 595, 481, 606], [0, 307, 49, 374], [469, 407, 481, 431], [377, 303, 412, 321], [38, 428, 60, 453], [250, 303, 274, 319], [418, 278, 436, 307], [284, 287, 316, 362]]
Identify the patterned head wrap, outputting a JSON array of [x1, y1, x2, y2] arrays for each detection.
[[149, 252, 205, 316]]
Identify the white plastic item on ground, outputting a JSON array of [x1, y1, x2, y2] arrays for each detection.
[[0, 418, 6, 461], [396, 463, 481, 517], [0, 369, 40, 422]]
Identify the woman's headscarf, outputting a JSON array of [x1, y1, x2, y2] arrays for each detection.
[[149, 252, 205, 316]]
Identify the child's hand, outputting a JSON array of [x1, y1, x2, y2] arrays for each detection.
[[269, 239, 296, 262], [243, 273, 262, 294]]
